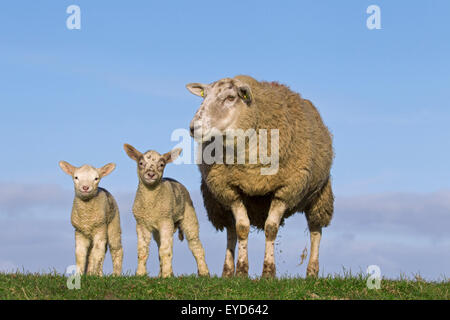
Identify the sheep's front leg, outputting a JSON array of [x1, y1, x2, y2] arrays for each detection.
[[262, 199, 287, 278], [87, 227, 107, 276], [158, 221, 174, 278], [231, 200, 250, 277], [75, 231, 91, 275], [136, 223, 151, 276]]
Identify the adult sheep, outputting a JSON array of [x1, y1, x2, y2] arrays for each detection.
[[186, 75, 334, 278]]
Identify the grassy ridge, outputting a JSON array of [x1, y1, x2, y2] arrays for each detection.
[[0, 273, 448, 300]]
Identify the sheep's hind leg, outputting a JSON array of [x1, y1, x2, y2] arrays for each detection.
[[262, 199, 287, 278], [222, 225, 237, 277], [181, 204, 210, 276], [305, 179, 334, 277], [231, 201, 250, 277]]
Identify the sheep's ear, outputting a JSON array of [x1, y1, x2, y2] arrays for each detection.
[[237, 84, 252, 105], [163, 148, 182, 164], [186, 83, 207, 98], [99, 163, 115, 178], [124, 144, 142, 161], [59, 161, 76, 176]]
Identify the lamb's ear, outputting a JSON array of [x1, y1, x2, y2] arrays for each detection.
[[59, 161, 76, 176], [237, 84, 252, 106], [163, 148, 182, 164], [186, 83, 207, 98], [99, 163, 116, 178], [124, 144, 142, 161]]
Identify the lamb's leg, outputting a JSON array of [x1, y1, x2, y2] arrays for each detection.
[[181, 204, 209, 276], [158, 220, 174, 278], [136, 223, 151, 276], [75, 231, 91, 275], [152, 231, 161, 277], [231, 200, 250, 277], [87, 227, 107, 276], [222, 225, 237, 277], [107, 212, 123, 276], [262, 199, 287, 278]]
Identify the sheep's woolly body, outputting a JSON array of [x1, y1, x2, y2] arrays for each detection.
[[200, 75, 334, 231], [132, 177, 209, 277], [71, 187, 123, 276], [191, 75, 334, 277]]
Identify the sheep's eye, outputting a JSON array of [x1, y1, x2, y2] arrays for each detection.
[[226, 96, 235, 102], [94, 177, 99, 181], [159, 162, 164, 167], [139, 162, 144, 166], [74, 176, 78, 180]]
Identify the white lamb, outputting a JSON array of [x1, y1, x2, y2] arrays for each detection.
[[59, 161, 123, 276], [124, 144, 209, 278]]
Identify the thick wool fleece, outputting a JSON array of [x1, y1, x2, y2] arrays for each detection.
[[199, 75, 334, 231]]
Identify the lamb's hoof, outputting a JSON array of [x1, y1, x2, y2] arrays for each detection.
[[136, 269, 147, 276], [262, 262, 276, 278], [160, 272, 174, 278], [235, 261, 249, 277], [306, 262, 319, 278]]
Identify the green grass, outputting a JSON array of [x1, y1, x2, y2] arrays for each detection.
[[0, 272, 448, 300]]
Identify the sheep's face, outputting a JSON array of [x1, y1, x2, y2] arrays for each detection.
[[59, 162, 115, 200], [186, 78, 252, 142], [124, 144, 182, 188]]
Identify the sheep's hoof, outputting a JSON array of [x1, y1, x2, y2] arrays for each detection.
[[262, 262, 276, 278], [235, 261, 249, 277], [198, 271, 210, 277], [306, 261, 319, 278], [222, 264, 235, 278]]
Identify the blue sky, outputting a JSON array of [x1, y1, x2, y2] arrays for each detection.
[[0, 1, 449, 281]]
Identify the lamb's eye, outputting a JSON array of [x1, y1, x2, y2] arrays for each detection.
[[139, 161, 144, 167], [226, 95, 235, 102], [159, 162, 164, 167], [74, 176, 78, 180], [95, 177, 99, 181]]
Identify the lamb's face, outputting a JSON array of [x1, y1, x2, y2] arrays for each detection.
[[59, 161, 116, 200], [123, 144, 182, 188], [136, 151, 167, 187], [72, 165, 102, 199], [186, 78, 253, 142]]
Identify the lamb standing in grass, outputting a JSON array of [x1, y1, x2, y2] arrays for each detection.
[[124, 144, 209, 278], [59, 161, 123, 276]]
